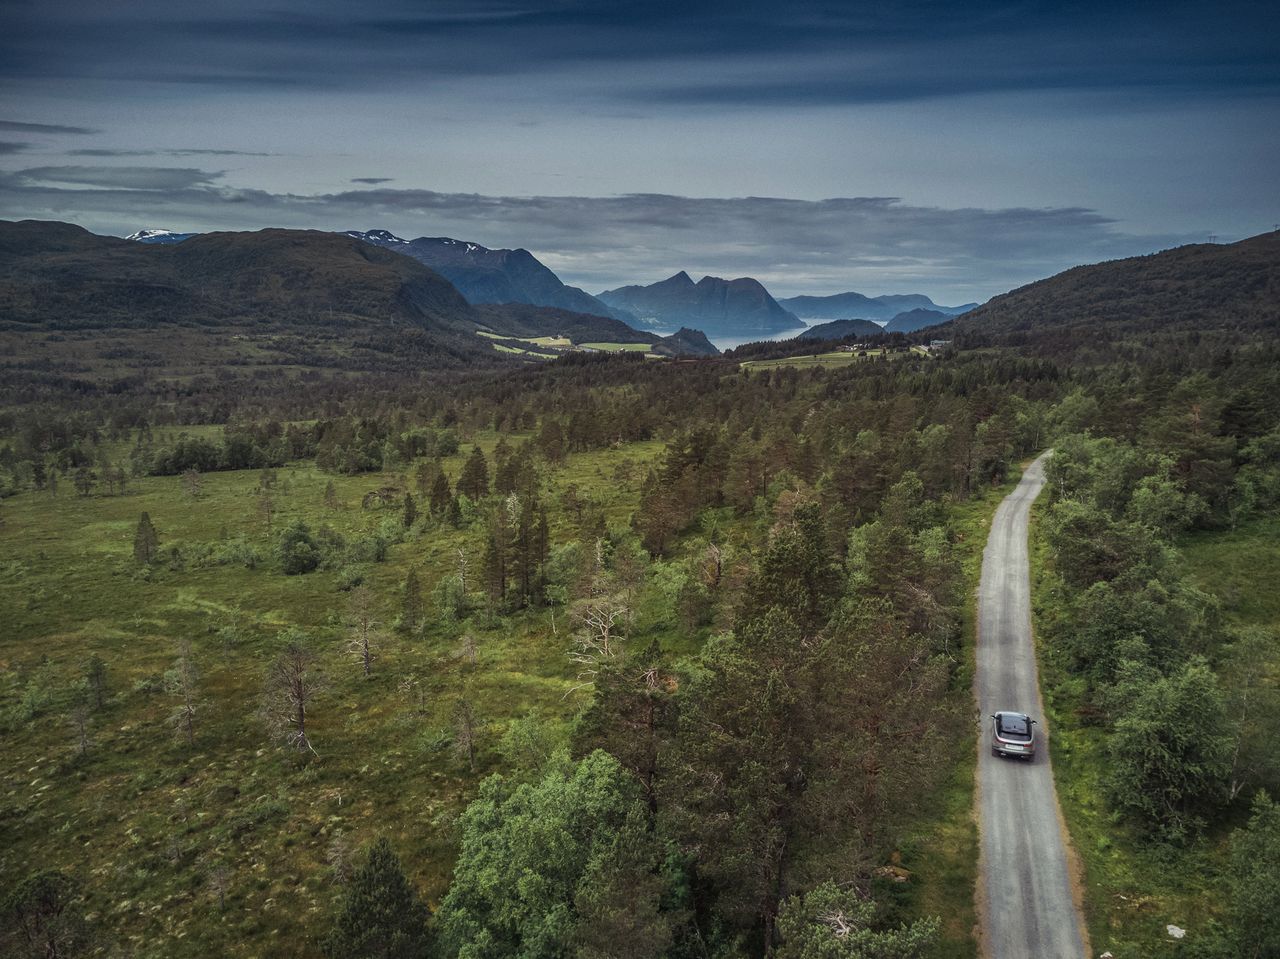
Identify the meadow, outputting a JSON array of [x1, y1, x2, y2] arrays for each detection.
[[0, 431, 667, 956], [0, 420, 1017, 957]]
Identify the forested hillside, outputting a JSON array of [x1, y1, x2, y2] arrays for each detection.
[[1, 232, 1278, 958]]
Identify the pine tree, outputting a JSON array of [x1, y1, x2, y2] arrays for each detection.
[[322, 838, 432, 959], [133, 512, 159, 565], [458, 446, 489, 500], [401, 492, 417, 529], [401, 569, 422, 632], [85, 655, 107, 710], [429, 470, 452, 515]]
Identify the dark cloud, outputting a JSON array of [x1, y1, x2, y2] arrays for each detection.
[[66, 148, 275, 157], [0, 141, 30, 154], [351, 177, 394, 184], [0, 119, 98, 134], [11, 166, 224, 190], [0, 174, 1198, 301], [2, 1, 1275, 105]]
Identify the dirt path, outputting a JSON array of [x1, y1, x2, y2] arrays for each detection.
[[975, 453, 1089, 959]]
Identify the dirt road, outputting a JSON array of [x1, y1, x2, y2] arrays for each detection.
[[975, 453, 1088, 959]]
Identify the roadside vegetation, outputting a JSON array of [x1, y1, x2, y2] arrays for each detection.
[[1030, 366, 1280, 957]]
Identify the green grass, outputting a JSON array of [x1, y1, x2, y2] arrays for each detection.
[[1179, 515, 1280, 629], [0, 434, 667, 957], [580, 342, 651, 352], [739, 349, 891, 371], [1031, 510, 1280, 955]]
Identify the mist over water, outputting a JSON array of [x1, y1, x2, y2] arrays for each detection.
[[707, 325, 811, 351]]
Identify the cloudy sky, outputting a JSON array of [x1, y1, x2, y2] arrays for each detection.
[[2, 0, 1277, 302]]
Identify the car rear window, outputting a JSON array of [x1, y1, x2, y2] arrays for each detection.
[[998, 714, 1030, 736]]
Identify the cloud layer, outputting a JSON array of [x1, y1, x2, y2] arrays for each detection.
[[0, 172, 1193, 301]]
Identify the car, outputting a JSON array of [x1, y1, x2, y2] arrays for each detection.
[[991, 710, 1037, 760]]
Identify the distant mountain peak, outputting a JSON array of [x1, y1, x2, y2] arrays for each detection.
[[346, 228, 632, 323], [348, 229, 408, 244], [599, 271, 797, 337], [126, 228, 197, 245]]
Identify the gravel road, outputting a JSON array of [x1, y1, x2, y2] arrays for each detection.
[[976, 453, 1088, 959]]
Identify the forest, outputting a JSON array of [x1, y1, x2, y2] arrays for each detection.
[[2, 248, 1279, 958]]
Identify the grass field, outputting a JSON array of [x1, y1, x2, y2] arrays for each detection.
[[580, 342, 651, 352], [0, 432, 669, 957], [740, 349, 890, 371]]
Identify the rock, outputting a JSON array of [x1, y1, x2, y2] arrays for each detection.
[[1167, 924, 1186, 939]]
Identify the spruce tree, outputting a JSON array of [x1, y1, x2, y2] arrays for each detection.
[[323, 838, 431, 959], [401, 492, 417, 530], [458, 446, 489, 500], [85, 655, 107, 710], [401, 569, 422, 632], [429, 470, 452, 516], [133, 512, 159, 565]]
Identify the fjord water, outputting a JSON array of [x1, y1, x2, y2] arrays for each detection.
[[706, 325, 811, 351]]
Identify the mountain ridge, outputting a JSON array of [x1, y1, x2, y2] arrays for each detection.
[[344, 229, 632, 323], [950, 233, 1280, 346], [598, 272, 798, 338], [778, 291, 977, 321]]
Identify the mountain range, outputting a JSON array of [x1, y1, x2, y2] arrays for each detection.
[[0, 222, 718, 381], [597, 271, 799, 338], [344, 229, 632, 323], [777, 291, 978, 322], [122, 226, 985, 342]]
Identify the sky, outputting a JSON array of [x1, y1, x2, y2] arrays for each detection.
[[1, 0, 1278, 302]]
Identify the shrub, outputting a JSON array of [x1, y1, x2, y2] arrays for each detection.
[[277, 521, 320, 575]]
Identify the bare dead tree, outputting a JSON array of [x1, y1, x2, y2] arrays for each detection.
[[70, 697, 91, 757], [456, 547, 470, 594], [345, 587, 380, 679], [567, 595, 631, 693], [257, 492, 276, 533], [327, 831, 354, 884], [453, 698, 479, 772], [164, 639, 202, 747], [398, 673, 427, 715], [458, 632, 479, 666], [205, 860, 230, 913], [260, 637, 325, 755], [701, 542, 724, 590]]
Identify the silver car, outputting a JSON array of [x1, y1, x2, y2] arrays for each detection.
[[991, 711, 1037, 760]]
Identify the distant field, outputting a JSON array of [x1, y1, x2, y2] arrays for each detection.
[[476, 332, 661, 359], [740, 349, 889, 371], [580, 342, 651, 352]]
